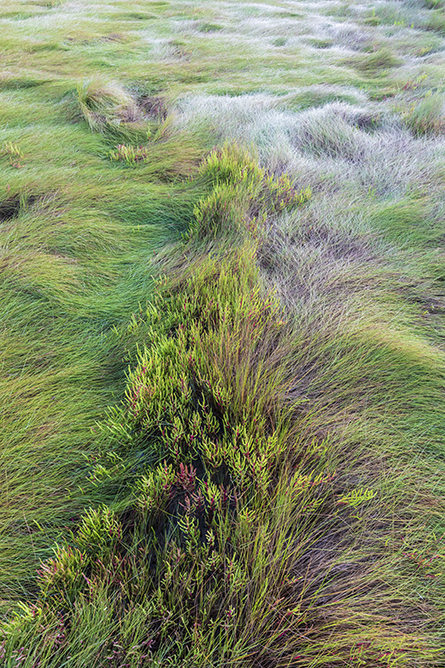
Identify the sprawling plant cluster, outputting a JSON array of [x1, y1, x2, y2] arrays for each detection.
[[189, 143, 311, 240], [3, 249, 382, 665], [1, 253, 330, 664], [109, 143, 151, 166], [1, 146, 440, 667]]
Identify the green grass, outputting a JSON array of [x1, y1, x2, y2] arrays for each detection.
[[352, 47, 403, 76], [1, 0, 445, 665], [0, 79, 207, 603]]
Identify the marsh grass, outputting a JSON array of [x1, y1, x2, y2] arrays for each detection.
[[3, 144, 445, 665], [0, 80, 207, 604], [347, 47, 403, 76], [1, 0, 445, 665], [403, 92, 445, 134]]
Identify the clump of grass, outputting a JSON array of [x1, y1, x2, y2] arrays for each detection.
[[0, 140, 24, 168], [370, 197, 435, 244], [280, 87, 365, 111], [353, 47, 402, 75], [75, 79, 141, 133], [403, 92, 445, 135], [198, 22, 223, 33], [424, 9, 445, 34], [109, 142, 151, 166], [306, 37, 333, 48]]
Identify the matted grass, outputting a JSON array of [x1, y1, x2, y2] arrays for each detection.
[[1, 0, 445, 665]]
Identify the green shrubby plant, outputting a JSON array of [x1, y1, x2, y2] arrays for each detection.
[[98, 243, 292, 496], [37, 546, 87, 605], [109, 143, 150, 166], [189, 143, 311, 240], [75, 506, 122, 559]]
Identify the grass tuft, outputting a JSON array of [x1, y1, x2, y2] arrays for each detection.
[[402, 92, 445, 135], [352, 48, 403, 76], [75, 79, 142, 133]]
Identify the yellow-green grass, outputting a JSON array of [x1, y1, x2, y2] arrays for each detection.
[[3, 146, 445, 664], [0, 85, 207, 603], [1, 0, 445, 665]]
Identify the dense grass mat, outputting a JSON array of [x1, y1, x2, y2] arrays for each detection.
[[1, 0, 445, 665]]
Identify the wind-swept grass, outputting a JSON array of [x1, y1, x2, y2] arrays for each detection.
[[0, 77, 207, 604], [2, 143, 445, 666], [1, 0, 445, 665]]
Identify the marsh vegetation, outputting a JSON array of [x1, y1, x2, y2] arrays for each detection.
[[1, 0, 445, 665]]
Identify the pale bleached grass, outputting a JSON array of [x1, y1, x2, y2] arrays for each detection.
[[176, 94, 444, 196]]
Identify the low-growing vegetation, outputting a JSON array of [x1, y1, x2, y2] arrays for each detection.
[[2, 0, 445, 666]]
